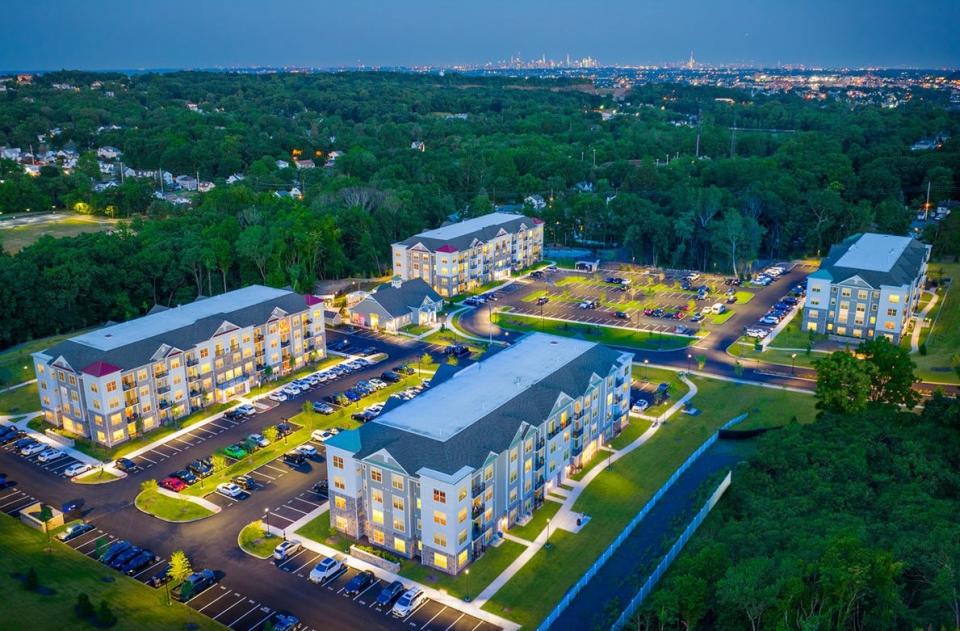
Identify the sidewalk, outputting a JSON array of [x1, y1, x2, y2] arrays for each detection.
[[0, 378, 36, 394], [473, 376, 698, 605], [265, 502, 519, 631], [10, 412, 107, 468], [910, 290, 938, 353]]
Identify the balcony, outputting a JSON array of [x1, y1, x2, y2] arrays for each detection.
[[536, 457, 545, 469], [536, 439, 545, 450], [255, 333, 264, 342], [280, 340, 291, 348], [156, 384, 171, 394], [472, 503, 483, 518], [122, 381, 135, 391], [186, 357, 199, 367], [189, 388, 204, 397], [153, 369, 168, 379], [158, 400, 171, 410], [125, 412, 140, 422]]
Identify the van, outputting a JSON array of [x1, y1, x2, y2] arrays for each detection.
[[711, 303, 726, 315]]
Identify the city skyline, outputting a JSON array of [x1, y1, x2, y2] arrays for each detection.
[[2, 0, 958, 71]]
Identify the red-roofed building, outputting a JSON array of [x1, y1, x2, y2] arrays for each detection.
[[81, 361, 121, 377]]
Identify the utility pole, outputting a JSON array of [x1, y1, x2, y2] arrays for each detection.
[[730, 109, 737, 157], [924, 179, 932, 220], [592, 148, 596, 169]]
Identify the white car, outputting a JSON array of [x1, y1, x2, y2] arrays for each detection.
[[248, 433, 270, 448], [308, 556, 344, 584], [236, 404, 257, 416], [269, 392, 288, 402], [37, 448, 64, 463], [631, 400, 649, 414], [21, 442, 47, 457], [391, 587, 426, 618], [297, 445, 318, 458], [311, 429, 333, 442], [282, 385, 301, 396], [368, 379, 387, 390], [63, 463, 93, 478], [216, 482, 243, 498]]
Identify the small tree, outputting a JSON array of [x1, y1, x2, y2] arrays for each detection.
[[419, 352, 435, 374], [178, 580, 195, 603], [96, 600, 117, 627], [734, 360, 744, 378], [168, 550, 192, 584], [75, 592, 95, 619], [447, 355, 459, 366], [140, 478, 158, 493], [695, 354, 707, 370], [38, 504, 53, 553], [250, 519, 267, 540], [210, 454, 227, 476], [302, 401, 312, 416], [95, 537, 108, 560], [262, 425, 279, 444]]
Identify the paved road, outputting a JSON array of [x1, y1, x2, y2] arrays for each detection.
[[1, 331, 497, 631]]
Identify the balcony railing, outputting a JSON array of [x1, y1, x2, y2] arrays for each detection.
[[472, 504, 483, 518], [186, 357, 199, 367], [122, 381, 135, 391], [536, 439, 545, 450], [156, 384, 171, 394], [153, 369, 168, 379]]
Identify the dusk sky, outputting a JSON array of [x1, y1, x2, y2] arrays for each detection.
[[2, 0, 958, 70]]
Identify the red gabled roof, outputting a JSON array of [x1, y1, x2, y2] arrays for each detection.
[[81, 360, 121, 377], [436, 244, 458, 253], [305, 294, 325, 306], [533, 217, 545, 225]]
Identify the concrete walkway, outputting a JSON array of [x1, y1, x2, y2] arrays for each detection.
[[156, 486, 222, 513], [472, 375, 698, 606], [910, 290, 939, 353], [266, 502, 519, 631], [0, 378, 36, 394]]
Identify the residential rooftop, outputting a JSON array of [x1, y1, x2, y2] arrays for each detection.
[[810, 232, 930, 288], [396, 211, 541, 251], [834, 233, 913, 272], [412, 212, 531, 241]]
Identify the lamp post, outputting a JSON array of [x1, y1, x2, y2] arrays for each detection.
[[687, 353, 692, 372], [791, 353, 797, 375], [263, 507, 270, 535], [643, 358, 649, 381]]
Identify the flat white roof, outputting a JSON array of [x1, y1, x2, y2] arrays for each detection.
[[835, 233, 912, 272], [413, 212, 527, 241], [373, 333, 595, 441], [71, 285, 292, 351]]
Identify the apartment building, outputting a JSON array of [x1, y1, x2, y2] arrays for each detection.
[[326, 333, 632, 575], [391, 212, 544, 297], [32, 285, 326, 448], [802, 233, 931, 343]]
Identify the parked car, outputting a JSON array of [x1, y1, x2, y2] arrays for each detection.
[[312, 401, 334, 415], [375, 580, 406, 608], [614, 311, 628, 319], [57, 521, 94, 542], [146, 563, 172, 588], [109, 545, 143, 570], [391, 587, 426, 618], [395, 364, 415, 375], [267, 612, 299, 631], [37, 448, 64, 463], [344, 569, 376, 596], [296, 444, 319, 459], [21, 442, 47, 457], [216, 482, 244, 498], [690, 312, 705, 323], [187, 459, 212, 477], [172, 569, 216, 601], [445, 344, 470, 358], [160, 477, 187, 492], [631, 400, 649, 414], [312, 480, 329, 494], [536, 296, 549, 306], [99, 540, 132, 564], [282, 451, 306, 467], [236, 404, 257, 416], [123, 550, 159, 576], [351, 411, 375, 423], [308, 556, 344, 584], [223, 444, 248, 459], [275, 422, 293, 437], [232, 475, 256, 491], [63, 463, 93, 478], [248, 433, 270, 448], [268, 392, 288, 402], [115, 457, 137, 473], [380, 370, 401, 383], [311, 429, 333, 442], [273, 540, 301, 562], [171, 469, 198, 485]]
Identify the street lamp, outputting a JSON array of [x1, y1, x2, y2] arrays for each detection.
[[687, 353, 692, 372], [643, 358, 649, 380], [263, 507, 270, 534], [791, 353, 797, 375]]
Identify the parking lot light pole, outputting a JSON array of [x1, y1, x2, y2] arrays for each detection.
[[263, 507, 270, 535], [791, 353, 797, 375], [643, 358, 649, 381], [687, 353, 692, 372]]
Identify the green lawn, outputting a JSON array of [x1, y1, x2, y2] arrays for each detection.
[[765, 317, 822, 350], [73, 469, 121, 485], [400, 323, 434, 336], [296, 512, 353, 553], [508, 501, 561, 541], [238, 522, 281, 559], [0, 514, 221, 630], [0, 329, 97, 386], [399, 539, 527, 601], [728, 341, 824, 370], [248, 356, 342, 397], [912, 262, 960, 384], [0, 214, 120, 254], [493, 312, 698, 351], [608, 417, 653, 451], [481, 374, 817, 628], [0, 381, 39, 415], [135, 488, 215, 522], [631, 366, 689, 417]]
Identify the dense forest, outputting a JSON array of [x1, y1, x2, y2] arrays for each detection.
[[637, 343, 960, 631], [0, 71, 958, 348]]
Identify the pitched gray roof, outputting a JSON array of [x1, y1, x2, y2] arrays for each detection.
[[344, 341, 627, 476], [396, 212, 539, 252], [362, 279, 441, 319], [811, 233, 930, 288], [39, 289, 310, 372]]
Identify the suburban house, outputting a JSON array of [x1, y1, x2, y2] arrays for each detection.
[[391, 212, 544, 298], [32, 285, 327, 448], [325, 333, 633, 575], [802, 233, 931, 343], [348, 277, 443, 333]]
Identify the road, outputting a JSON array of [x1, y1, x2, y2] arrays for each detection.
[[0, 330, 497, 631]]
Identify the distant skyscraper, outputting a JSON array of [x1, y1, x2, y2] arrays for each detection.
[[687, 51, 696, 69]]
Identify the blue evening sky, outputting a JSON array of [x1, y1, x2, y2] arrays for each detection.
[[1, 0, 957, 70]]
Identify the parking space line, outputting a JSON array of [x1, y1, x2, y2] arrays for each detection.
[[226, 602, 263, 627], [208, 421, 230, 431], [421, 605, 448, 629], [0, 493, 30, 509], [133, 558, 166, 579], [0, 489, 20, 502], [199, 589, 236, 613], [240, 607, 274, 630], [291, 496, 319, 508], [445, 613, 466, 630], [404, 600, 429, 622], [137, 454, 156, 464], [263, 464, 285, 474], [280, 505, 309, 515], [468, 621, 483, 631], [354, 578, 380, 602], [267, 511, 295, 524], [249, 470, 274, 480], [291, 553, 321, 575]]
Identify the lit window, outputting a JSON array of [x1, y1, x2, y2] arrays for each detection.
[[433, 510, 447, 526], [392, 496, 404, 512], [335, 516, 348, 530], [394, 538, 406, 553], [371, 468, 382, 483], [334, 496, 346, 510], [332, 455, 344, 469], [433, 489, 446, 504], [458, 508, 467, 523], [372, 529, 384, 544], [433, 534, 447, 548], [334, 477, 345, 490], [433, 552, 447, 568]]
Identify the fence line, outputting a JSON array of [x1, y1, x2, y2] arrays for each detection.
[[536, 413, 747, 631], [610, 470, 733, 630]]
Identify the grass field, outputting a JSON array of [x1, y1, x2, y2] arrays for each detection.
[[493, 312, 698, 351], [73, 469, 121, 485], [0, 515, 221, 630], [399, 539, 527, 601], [296, 512, 353, 553], [0, 329, 94, 386], [0, 214, 119, 254], [135, 488, 215, 522], [238, 522, 281, 559], [481, 374, 817, 628], [609, 417, 654, 451], [912, 262, 960, 384], [631, 366, 689, 417], [0, 381, 39, 415], [508, 501, 561, 541]]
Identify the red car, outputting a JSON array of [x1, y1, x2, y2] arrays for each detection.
[[160, 477, 187, 492], [678, 304, 689, 311], [642, 308, 654, 316]]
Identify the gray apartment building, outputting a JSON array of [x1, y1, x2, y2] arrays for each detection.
[[391, 212, 544, 298], [325, 333, 633, 575], [802, 233, 931, 343], [32, 285, 326, 448]]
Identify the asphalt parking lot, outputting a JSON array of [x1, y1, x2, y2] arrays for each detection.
[[186, 582, 288, 631], [1, 438, 87, 478], [0, 485, 39, 516]]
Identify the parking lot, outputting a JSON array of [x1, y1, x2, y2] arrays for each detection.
[[59, 520, 170, 587], [485, 266, 755, 337], [186, 582, 291, 631], [0, 485, 39, 516], [1, 436, 87, 478]]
